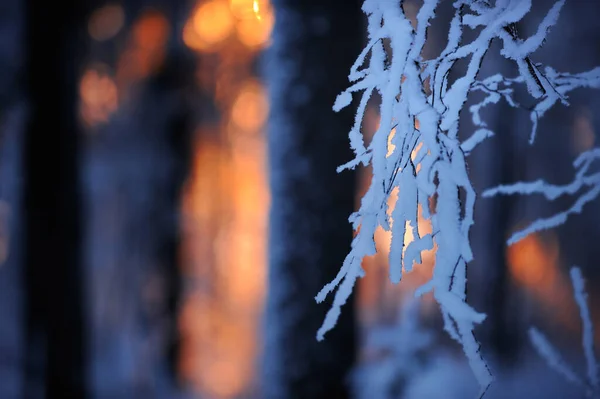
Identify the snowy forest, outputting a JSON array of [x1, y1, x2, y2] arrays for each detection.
[[1, 0, 600, 398]]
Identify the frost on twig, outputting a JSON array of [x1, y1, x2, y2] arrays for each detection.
[[529, 266, 599, 398], [480, 67, 600, 244], [315, 0, 576, 394], [528, 327, 583, 387], [572, 267, 599, 393], [483, 146, 600, 245]]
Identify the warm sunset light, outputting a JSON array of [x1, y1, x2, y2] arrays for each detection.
[[231, 80, 269, 133], [15, 2, 600, 399], [181, 131, 267, 398], [179, 3, 272, 394], [253, 0, 261, 20], [192, 0, 235, 50], [236, 2, 273, 48], [507, 232, 559, 289], [385, 118, 421, 162], [360, 187, 437, 325], [506, 230, 578, 331]]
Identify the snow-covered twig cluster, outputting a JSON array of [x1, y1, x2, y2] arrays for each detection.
[[480, 68, 600, 244], [529, 266, 599, 398], [313, 0, 598, 394], [353, 298, 433, 399]]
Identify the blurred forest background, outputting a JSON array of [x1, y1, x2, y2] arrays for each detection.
[[0, 0, 600, 398]]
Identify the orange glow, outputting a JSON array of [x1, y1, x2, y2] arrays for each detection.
[[230, 0, 268, 20], [178, 293, 255, 398], [375, 193, 436, 271], [235, 1, 273, 48], [79, 67, 118, 126], [360, 183, 437, 325], [115, 11, 169, 95], [182, 137, 227, 223], [506, 230, 579, 330], [181, 134, 267, 398], [190, 0, 234, 51], [134, 11, 169, 61], [230, 80, 269, 133], [88, 4, 125, 41], [358, 107, 436, 326], [183, 20, 207, 52], [507, 232, 559, 289], [185, 0, 273, 51], [132, 11, 169, 51], [181, 67, 269, 399], [385, 117, 420, 158], [505, 229, 600, 345], [180, 1, 273, 395], [387, 128, 396, 158], [253, 0, 260, 19], [230, 0, 255, 19]]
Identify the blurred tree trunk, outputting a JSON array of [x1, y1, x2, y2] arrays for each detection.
[[86, 5, 195, 395], [0, 0, 22, 117], [263, 2, 362, 398], [144, 47, 195, 385], [466, 33, 528, 366], [0, 1, 25, 398], [22, 0, 88, 396], [469, 99, 522, 366]]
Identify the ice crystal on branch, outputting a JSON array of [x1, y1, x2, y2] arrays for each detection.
[[312, 0, 596, 394]]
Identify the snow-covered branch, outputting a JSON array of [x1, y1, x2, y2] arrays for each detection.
[[529, 327, 583, 387], [478, 65, 600, 246], [483, 145, 600, 245], [316, 0, 594, 394], [529, 266, 599, 398]]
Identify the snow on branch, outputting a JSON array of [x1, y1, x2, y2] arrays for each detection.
[[478, 64, 600, 246], [571, 267, 599, 393], [529, 327, 583, 388], [314, 0, 584, 395], [529, 266, 599, 398], [483, 147, 600, 245]]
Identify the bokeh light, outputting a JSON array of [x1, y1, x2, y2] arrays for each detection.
[[88, 4, 125, 42]]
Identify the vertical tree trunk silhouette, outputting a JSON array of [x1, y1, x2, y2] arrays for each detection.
[[86, 5, 195, 394], [142, 46, 195, 386], [263, 2, 362, 398], [467, 38, 525, 366], [22, 0, 88, 396], [0, 1, 25, 397], [469, 104, 522, 365]]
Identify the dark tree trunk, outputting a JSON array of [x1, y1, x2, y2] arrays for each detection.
[[146, 48, 195, 384], [86, 9, 195, 394], [0, 0, 23, 117], [263, 2, 363, 398], [0, 1, 24, 397], [467, 37, 526, 366], [22, 0, 88, 396], [469, 105, 522, 366]]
